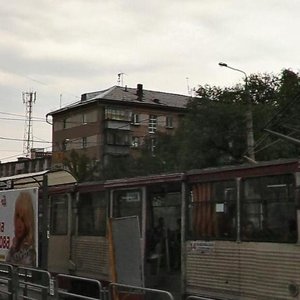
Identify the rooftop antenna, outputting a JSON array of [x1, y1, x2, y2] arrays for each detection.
[[186, 77, 192, 96], [22, 91, 36, 157], [117, 72, 127, 87]]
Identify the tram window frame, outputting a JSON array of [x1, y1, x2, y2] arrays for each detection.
[[112, 189, 142, 234], [50, 194, 68, 235], [241, 174, 297, 243], [78, 191, 107, 236], [187, 180, 237, 240]]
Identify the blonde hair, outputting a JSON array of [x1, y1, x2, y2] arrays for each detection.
[[14, 191, 35, 248]]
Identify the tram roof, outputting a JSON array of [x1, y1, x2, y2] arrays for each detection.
[[0, 169, 77, 189], [186, 158, 300, 181]]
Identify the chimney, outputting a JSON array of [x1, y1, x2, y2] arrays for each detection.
[[136, 83, 143, 101], [81, 93, 87, 101]]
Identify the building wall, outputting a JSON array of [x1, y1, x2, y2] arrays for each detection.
[[0, 156, 52, 178], [52, 104, 103, 166], [51, 101, 184, 167]]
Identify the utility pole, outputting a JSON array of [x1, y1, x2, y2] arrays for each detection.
[[219, 63, 256, 162], [23, 91, 36, 157]]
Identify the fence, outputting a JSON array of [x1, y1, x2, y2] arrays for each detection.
[[108, 282, 175, 300], [0, 263, 218, 300], [0, 263, 14, 299], [56, 273, 103, 300], [185, 296, 215, 300], [0, 264, 52, 300]]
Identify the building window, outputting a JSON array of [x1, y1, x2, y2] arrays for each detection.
[[105, 107, 131, 121], [78, 191, 107, 236], [50, 194, 68, 235], [166, 116, 173, 128], [63, 118, 67, 129], [131, 113, 140, 125], [62, 139, 69, 151], [131, 136, 140, 148], [149, 115, 157, 133], [82, 137, 87, 149], [106, 131, 130, 146], [82, 113, 87, 125]]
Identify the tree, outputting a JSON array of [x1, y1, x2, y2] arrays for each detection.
[[152, 70, 300, 170], [63, 150, 100, 182]]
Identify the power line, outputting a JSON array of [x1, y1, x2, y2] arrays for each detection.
[[0, 136, 51, 143]]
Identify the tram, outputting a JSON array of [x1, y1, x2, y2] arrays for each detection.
[[184, 159, 300, 300], [0, 159, 299, 299]]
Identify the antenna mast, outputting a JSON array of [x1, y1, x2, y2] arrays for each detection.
[[186, 77, 192, 96], [23, 91, 36, 157]]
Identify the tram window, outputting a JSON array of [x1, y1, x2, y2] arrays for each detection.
[[188, 181, 236, 240], [152, 192, 181, 231], [112, 190, 142, 232], [242, 174, 297, 242], [78, 191, 107, 236], [50, 195, 68, 235]]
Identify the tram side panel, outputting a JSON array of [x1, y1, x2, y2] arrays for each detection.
[[48, 188, 110, 281], [48, 191, 109, 279], [71, 236, 109, 281], [184, 171, 300, 300], [185, 241, 300, 300], [48, 193, 72, 274]]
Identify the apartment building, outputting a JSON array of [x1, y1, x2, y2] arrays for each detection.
[[47, 84, 189, 168], [0, 148, 52, 178]]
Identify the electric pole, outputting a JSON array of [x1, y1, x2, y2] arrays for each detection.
[[219, 62, 256, 162], [23, 91, 36, 157]]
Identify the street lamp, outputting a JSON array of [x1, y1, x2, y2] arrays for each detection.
[[219, 62, 256, 162]]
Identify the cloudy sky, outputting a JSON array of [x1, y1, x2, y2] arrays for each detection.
[[0, 0, 299, 162]]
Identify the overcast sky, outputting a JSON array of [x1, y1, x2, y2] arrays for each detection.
[[0, 0, 299, 162]]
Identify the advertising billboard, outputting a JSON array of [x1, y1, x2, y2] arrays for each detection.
[[0, 188, 38, 267]]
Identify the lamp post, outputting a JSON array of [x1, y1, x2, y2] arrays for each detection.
[[219, 62, 256, 162]]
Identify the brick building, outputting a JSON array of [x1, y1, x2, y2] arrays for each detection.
[[47, 84, 190, 168]]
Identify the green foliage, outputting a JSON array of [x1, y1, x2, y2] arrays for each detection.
[[63, 150, 100, 182], [175, 99, 248, 169], [151, 69, 300, 170]]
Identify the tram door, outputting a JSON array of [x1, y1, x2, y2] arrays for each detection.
[[110, 188, 145, 283], [47, 193, 72, 273], [145, 190, 181, 290]]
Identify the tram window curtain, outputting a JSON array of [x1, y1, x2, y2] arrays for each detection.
[[241, 174, 297, 243], [50, 194, 68, 235], [189, 181, 236, 240], [78, 191, 107, 236]]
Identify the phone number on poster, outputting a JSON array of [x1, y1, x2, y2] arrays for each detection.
[[0, 236, 10, 249]]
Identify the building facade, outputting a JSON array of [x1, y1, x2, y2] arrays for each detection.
[[0, 148, 52, 177], [48, 84, 190, 169]]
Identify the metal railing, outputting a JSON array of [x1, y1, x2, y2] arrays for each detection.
[[0, 263, 192, 300], [56, 273, 103, 300], [109, 282, 175, 300], [186, 296, 215, 300], [0, 263, 14, 300], [16, 266, 52, 299]]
